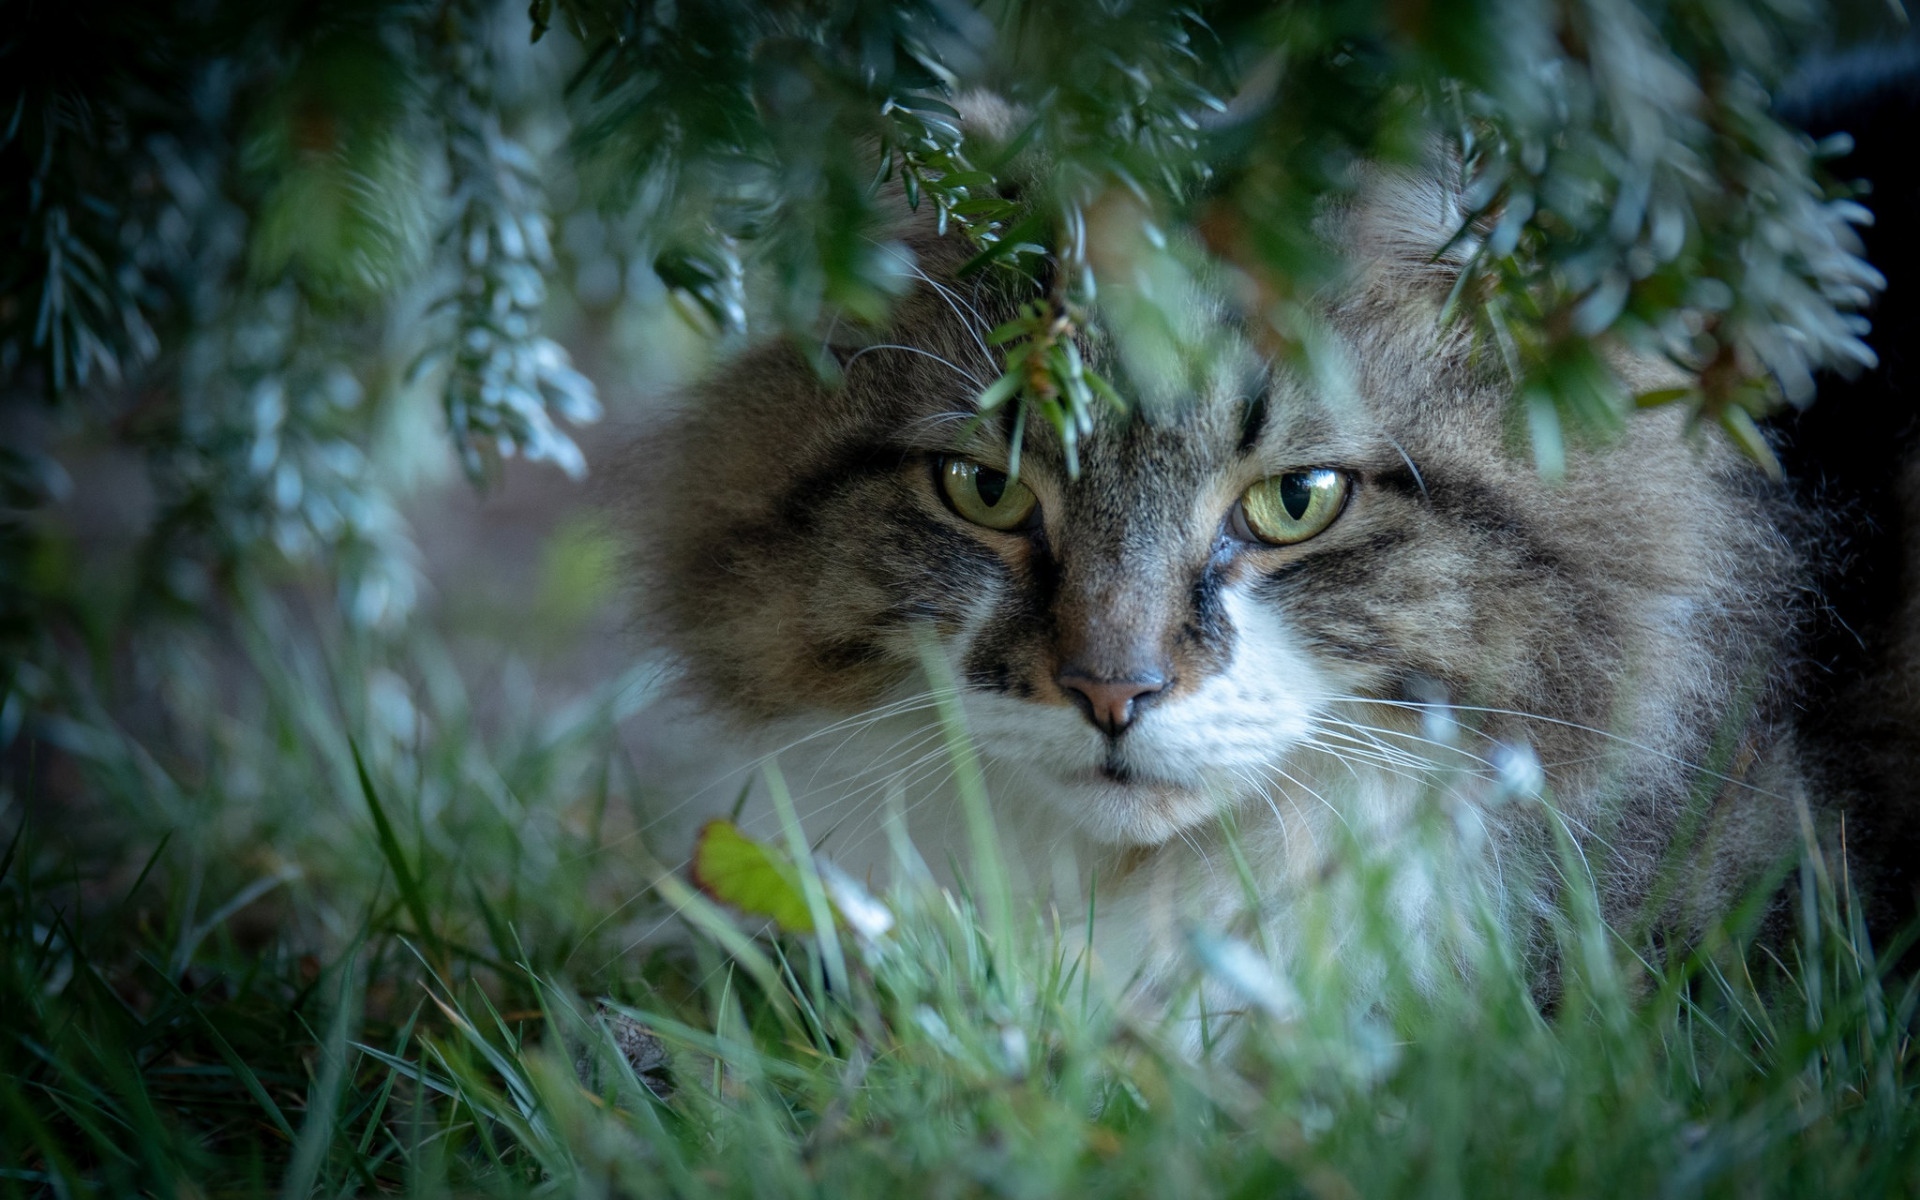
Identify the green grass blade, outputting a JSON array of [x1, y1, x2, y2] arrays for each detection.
[[349, 740, 437, 958], [279, 957, 359, 1200]]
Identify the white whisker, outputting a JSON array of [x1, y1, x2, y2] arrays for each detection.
[[1326, 696, 1790, 802], [613, 693, 952, 840], [841, 342, 986, 389]]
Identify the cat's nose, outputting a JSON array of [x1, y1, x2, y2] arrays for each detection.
[[1056, 670, 1168, 736]]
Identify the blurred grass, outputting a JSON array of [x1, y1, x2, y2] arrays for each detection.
[[3, 577, 1918, 1197]]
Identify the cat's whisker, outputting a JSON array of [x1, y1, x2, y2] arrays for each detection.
[[702, 694, 948, 788], [1305, 741, 1480, 791], [893, 259, 996, 367], [588, 748, 957, 976], [811, 743, 961, 855], [817, 724, 990, 843], [1297, 737, 1453, 793], [596, 746, 952, 975], [1263, 762, 1353, 836], [840, 342, 987, 389], [831, 763, 965, 866], [1312, 714, 1623, 869], [1311, 715, 1476, 768], [1536, 804, 1605, 891], [789, 737, 960, 840], [596, 695, 954, 852], [1229, 766, 1303, 858], [1300, 715, 1464, 778], [1323, 696, 1793, 803], [793, 707, 951, 796], [1300, 723, 1452, 775], [1174, 825, 1215, 874], [1312, 712, 1503, 774], [802, 750, 955, 846], [583, 721, 944, 898], [1295, 733, 1409, 792]]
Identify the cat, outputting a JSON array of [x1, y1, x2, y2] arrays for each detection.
[[616, 81, 1913, 1014]]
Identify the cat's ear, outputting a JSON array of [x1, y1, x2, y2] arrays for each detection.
[[950, 91, 1030, 163], [1330, 150, 1478, 311]]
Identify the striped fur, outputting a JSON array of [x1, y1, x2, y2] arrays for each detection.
[[620, 153, 1813, 1009]]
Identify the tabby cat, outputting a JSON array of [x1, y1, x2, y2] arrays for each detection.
[[621, 78, 1915, 1007]]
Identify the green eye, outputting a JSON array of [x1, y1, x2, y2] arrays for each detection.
[[939, 457, 1038, 531], [1239, 469, 1349, 545]]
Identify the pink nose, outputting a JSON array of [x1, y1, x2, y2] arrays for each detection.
[[1056, 672, 1168, 736]]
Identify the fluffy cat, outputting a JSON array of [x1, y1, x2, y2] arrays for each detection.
[[617, 86, 1911, 1009]]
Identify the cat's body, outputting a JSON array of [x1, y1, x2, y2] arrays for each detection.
[[620, 72, 1916, 1007]]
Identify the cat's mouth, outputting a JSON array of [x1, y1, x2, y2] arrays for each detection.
[[1052, 754, 1221, 845], [1070, 753, 1191, 795], [1097, 757, 1138, 785]]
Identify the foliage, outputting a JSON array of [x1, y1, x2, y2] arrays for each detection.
[[1, 0, 599, 651], [432, 0, 603, 482], [1, 604, 1916, 1196], [0, 1, 1894, 660], [554, 0, 1884, 476]]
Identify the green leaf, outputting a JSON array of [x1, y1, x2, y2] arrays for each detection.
[[987, 320, 1034, 347], [957, 212, 1052, 278], [1524, 386, 1565, 482], [1635, 386, 1696, 409], [1718, 405, 1783, 482], [1085, 368, 1126, 413], [949, 197, 1013, 217], [974, 367, 1025, 413], [935, 171, 996, 191], [691, 819, 816, 933]]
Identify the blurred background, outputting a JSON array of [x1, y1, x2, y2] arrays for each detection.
[[0, 8, 736, 1062]]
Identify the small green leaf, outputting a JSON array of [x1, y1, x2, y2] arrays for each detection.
[[1085, 368, 1125, 412], [1524, 387, 1565, 482], [1718, 405, 1783, 481], [958, 212, 1051, 278], [987, 320, 1033, 347], [974, 366, 1024, 412], [1635, 386, 1695, 409], [936, 171, 996, 191], [691, 819, 816, 933]]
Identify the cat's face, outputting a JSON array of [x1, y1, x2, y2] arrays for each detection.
[[915, 372, 1441, 845], [634, 172, 1770, 848]]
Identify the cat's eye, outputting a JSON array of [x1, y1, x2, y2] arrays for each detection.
[[938, 457, 1038, 531], [1236, 469, 1349, 545]]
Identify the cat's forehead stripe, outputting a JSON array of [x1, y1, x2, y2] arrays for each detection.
[[1236, 393, 1270, 454]]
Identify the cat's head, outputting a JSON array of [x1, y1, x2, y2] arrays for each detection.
[[629, 156, 1785, 847]]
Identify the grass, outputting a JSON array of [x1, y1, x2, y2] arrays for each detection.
[[3, 583, 1918, 1198]]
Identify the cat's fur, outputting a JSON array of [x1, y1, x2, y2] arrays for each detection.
[[619, 84, 1913, 1006]]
